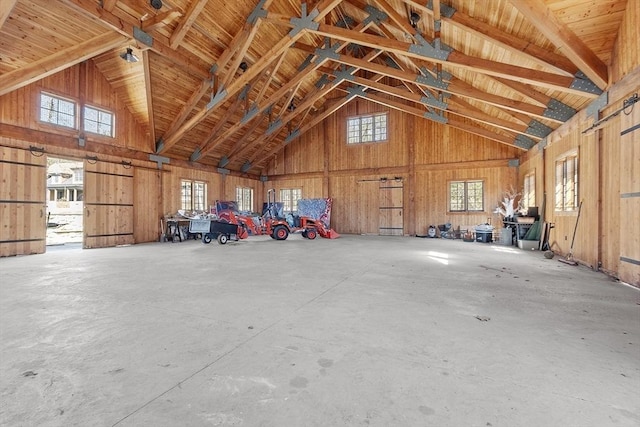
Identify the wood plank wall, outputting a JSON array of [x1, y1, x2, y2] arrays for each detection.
[[266, 98, 521, 235]]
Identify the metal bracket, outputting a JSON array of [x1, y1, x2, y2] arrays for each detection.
[[260, 175, 268, 182], [217, 167, 230, 175], [210, 64, 218, 74], [424, 109, 448, 124], [385, 56, 400, 69], [434, 19, 441, 32], [543, 98, 577, 122], [242, 105, 259, 124], [285, 128, 301, 145], [298, 54, 314, 71], [239, 84, 251, 100], [409, 34, 451, 61], [416, 67, 450, 90], [333, 66, 356, 84], [218, 156, 230, 168], [508, 159, 520, 168], [266, 119, 283, 135], [427, 0, 456, 18], [149, 154, 170, 169], [571, 71, 603, 95], [314, 43, 341, 62], [538, 138, 548, 152], [336, 15, 355, 28], [206, 88, 227, 110], [190, 148, 201, 162], [363, 5, 388, 26], [514, 134, 536, 149], [155, 138, 164, 153], [247, 0, 267, 26], [315, 74, 330, 88], [526, 119, 553, 138], [241, 161, 252, 173], [133, 26, 153, 47], [289, 3, 319, 37], [586, 91, 609, 119], [420, 92, 448, 110], [346, 85, 367, 101]]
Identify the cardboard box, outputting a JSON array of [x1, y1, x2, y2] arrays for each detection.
[[518, 239, 538, 250]]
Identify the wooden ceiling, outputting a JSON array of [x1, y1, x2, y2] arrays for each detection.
[[0, 0, 629, 174]]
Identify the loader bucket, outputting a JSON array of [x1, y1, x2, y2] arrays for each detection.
[[323, 228, 340, 239]]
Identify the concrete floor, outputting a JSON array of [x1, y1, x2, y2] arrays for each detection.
[[1, 235, 639, 427]]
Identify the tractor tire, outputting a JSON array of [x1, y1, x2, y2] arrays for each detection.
[[301, 230, 307, 238], [202, 234, 212, 244], [217, 234, 229, 245], [273, 225, 289, 240], [306, 229, 317, 240]]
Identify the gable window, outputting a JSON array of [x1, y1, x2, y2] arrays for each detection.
[[280, 188, 302, 213], [236, 187, 253, 212], [347, 112, 387, 144], [84, 105, 114, 137], [523, 172, 535, 209], [40, 92, 76, 129], [449, 180, 484, 212], [555, 152, 578, 211], [181, 180, 207, 211]]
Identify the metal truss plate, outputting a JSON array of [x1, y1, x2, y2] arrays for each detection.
[[427, 0, 456, 18], [526, 119, 553, 138], [571, 71, 603, 95], [289, 4, 319, 37], [346, 85, 367, 101], [241, 106, 259, 124], [149, 154, 170, 169], [154, 139, 164, 153], [190, 148, 201, 162], [241, 161, 252, 173], [416, 68, 450, 90], [508, 159, 519, 167], [315, 74, 330, 88], [133, 26, 153, 47], [336, 15, 355, 29], [285, 128, 301, 145], [585, 91, 608, 119], [420, 93, 448, 110], [218, 156, 230, 168], [206, 88, 227, 110], [363, 5, 388, 26], [314, 44, 340, 62], [409, 34, 451, 61], [266, 119, 283, 135], [515, 134, 536, 149], [544, 98, 577, 122], [247, 0, 267, 25], [333, 66, 356, 83], [298, 54, 314, 71], [424, 109, 447, 124]]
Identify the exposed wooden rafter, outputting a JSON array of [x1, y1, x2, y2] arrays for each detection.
[[169, 0, 209, 48], [142, 50, 156, 149], [141, 9, 182, 32], [0, 0, 18, 28]]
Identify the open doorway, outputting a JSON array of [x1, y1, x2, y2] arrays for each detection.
[[46, 157, 84, 248]]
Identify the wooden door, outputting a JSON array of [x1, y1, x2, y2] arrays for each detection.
[[379, 180, 403, 236], [619, 101, 639, 285], [0, 146, 47, 256], [84, 160, 134, 249], [133, 168, 161, 243]]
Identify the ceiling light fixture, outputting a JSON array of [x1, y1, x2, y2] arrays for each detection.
[[239, 61, 248, 72], [120, 48, 139, 63], [150, 0, 162, 10], [410, 11, 420, 28]]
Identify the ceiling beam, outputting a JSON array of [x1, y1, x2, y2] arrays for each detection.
[[141, 9, 182, 32], [169, 0, 209, 48], [508, 0, 608, 89], [142, 50, 156, 149], [403, 0, 578, 77], [102, 0, 117, 12], [0, 0, 18, 29], [309, 23, 598, 97], [0, 32, 127, 97], [160, 0, 344, 155]]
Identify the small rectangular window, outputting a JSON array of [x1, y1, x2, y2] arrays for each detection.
[[523, 172, 535, 209], [555, 153, 578, 211], [84, 105, 114, 137], [280, 188, 302, 213], [40, 92, 76, 129], [236, 187, 253, 212], [347, 113, 387, 144], [181, 180, 207, 211], [449, 180, 484, 212]]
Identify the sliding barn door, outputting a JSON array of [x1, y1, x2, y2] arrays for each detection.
[[619, 101, 639, 285], [0, 147, 46, 256], [84, 161, 134, 249], [379, 180, 403, 236]]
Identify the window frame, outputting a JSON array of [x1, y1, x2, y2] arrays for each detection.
[[279, 188, 302, 213], [555, 151, 579, 212], [523, 172, 536, 209], [181, 179, 207, 211], [39, 92, 77, 130], [346, 112, 388, 144], [83, 104, 115, 138], [449, 180, 485, 213], [236, 187, 254, 213]]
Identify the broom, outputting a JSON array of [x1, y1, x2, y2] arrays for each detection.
[[559, 200, 583, 266]]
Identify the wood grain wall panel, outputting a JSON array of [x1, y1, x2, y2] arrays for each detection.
[[134, 167, 161, 243], [599, 114, 621, 278], [161, 165, 223, 215], [0, 144, 46, 257]]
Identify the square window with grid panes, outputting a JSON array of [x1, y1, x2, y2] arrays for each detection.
[[347, 113, 387, 144], [84, 105, 114, 137], [236, 187, 253, 212], [555, 153, 578, 211], [449, 181, 484, 212], [40, 93, 76, 129], [280, 188, 302, 213]]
